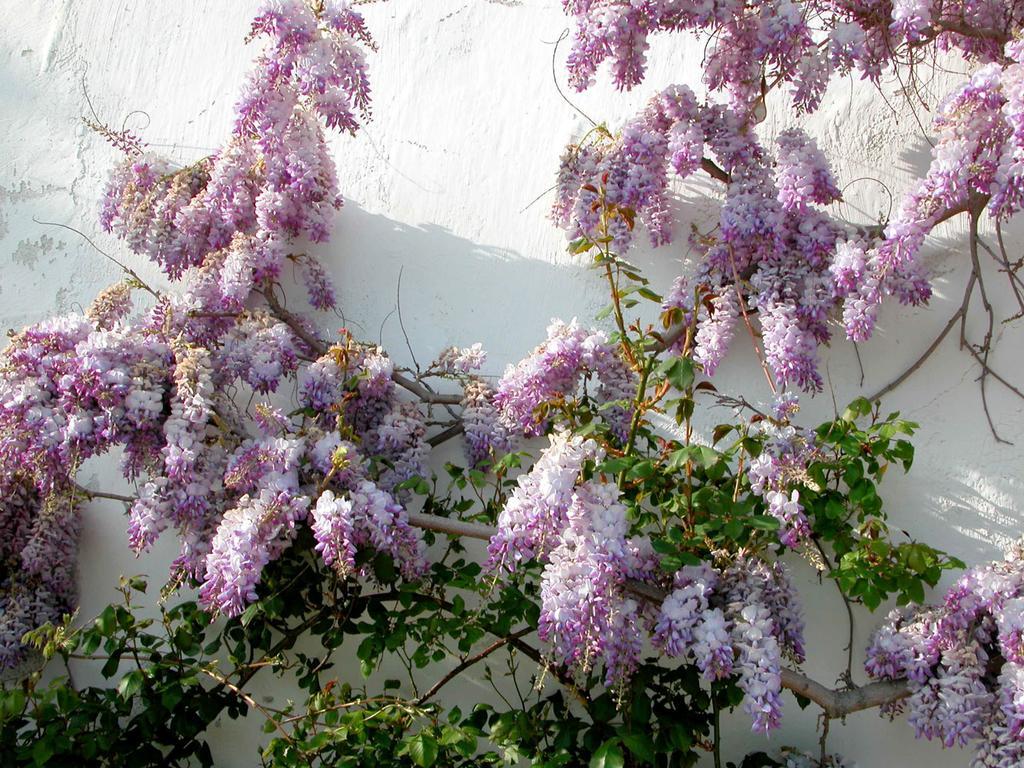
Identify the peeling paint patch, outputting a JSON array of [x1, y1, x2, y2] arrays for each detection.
[[0, 182, 64, 242], [12, 234, 62, 269], [54, 286, 73, 314]]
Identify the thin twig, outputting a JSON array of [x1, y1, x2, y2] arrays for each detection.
[[866, 294, 969, 402], [549, 29, 598, 128], [415, 627, 532, 706], [73, 484, 136, 504], [32, 218, 160, 298], [395, 267, 420, 372], [200, 667, 303, 755], [818, 713, 831, 767], [966, 211, 1011, 444]]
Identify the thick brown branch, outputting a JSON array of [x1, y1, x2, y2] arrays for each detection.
[[965, 211, 1011, 443], [780, 668, 911, 719], [426, 422, 465, 447], [262, 287, 328, 357], [406, 512, 495, 541], [701, 157, 731, 184], [392, 371, 463, 405]]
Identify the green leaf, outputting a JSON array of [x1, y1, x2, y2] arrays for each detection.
[[96, 605, 117, 635], [637, 286, 662, 303], [589, 740, 625, 768], [626, 460, 656, 480], [569, 237, 595, 254], [747, 515, 781, 531], [904, 579, 926, 605], [32, 737, 54, 766], [240, 602, 261, 627], [407, 733, 439, 767], [621, 731, 656, 762], [656, 356, 695, 392], [118, 669, 145, 700], [842, 397, 872, 421], [668, 724, 692, 751]]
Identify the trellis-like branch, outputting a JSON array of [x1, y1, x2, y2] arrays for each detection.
[[404, 510, 914, 719], [78, 480, 912, 718]]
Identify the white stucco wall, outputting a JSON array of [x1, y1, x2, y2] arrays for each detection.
[[2, 1, 1022, 766]]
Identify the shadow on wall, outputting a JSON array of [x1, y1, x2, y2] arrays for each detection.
[[313, 200, 609, 375]]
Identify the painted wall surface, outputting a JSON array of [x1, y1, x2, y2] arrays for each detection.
[[2, 1, 1022, 766]]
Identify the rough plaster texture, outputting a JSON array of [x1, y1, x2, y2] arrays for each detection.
[[1, 1, 1022, 765]]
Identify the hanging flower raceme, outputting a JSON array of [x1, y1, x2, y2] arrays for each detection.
[[554, 85, 852, 391], [460, 379, 517, 468], [746, 406, 818, 548], [865, 539, 1024, 764], [99, 0, 370, 310], [487, 431, 604, 571], [538, 479, 644, 687], [486, 424, 807, 730], [494, 318, 636, 441]]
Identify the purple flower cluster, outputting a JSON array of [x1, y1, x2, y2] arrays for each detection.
[[563, 0, 1016, 109], [747, 406, 817, 548], [0, 2, 442, 653], [538, 480, 643, 687], [487, 430, 603, 571], [723, 555, 806, 733], [552, 85, 700, 253], [494, 318, 636, 441], [100, 0, 373, 311], [653, 564, 735, 681], [555, 89, 845, 391], [487, 429, 807, 727], [834, 62, 1011, 341], [0, 485, 79, 670], [653, 555, 805, 732], [865, 539, 1024, 764], [562, 0, 825, 114], [300, 342, 396, 434], [460, 379, 516, 468], [433, 343, 487, 375], [311, 481, 427, 584], [311, 490, 357, 576], [557, 5, 1024, 390]]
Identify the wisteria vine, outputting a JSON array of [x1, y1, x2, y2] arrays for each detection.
[[555, 0, 1024, 440], [0, 1, 1021, 767]]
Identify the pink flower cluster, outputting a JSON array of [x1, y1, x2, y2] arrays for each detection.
[[99, 0, 373, 309], [0, 2, 435, 657], [555, 88, 845, 391]]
